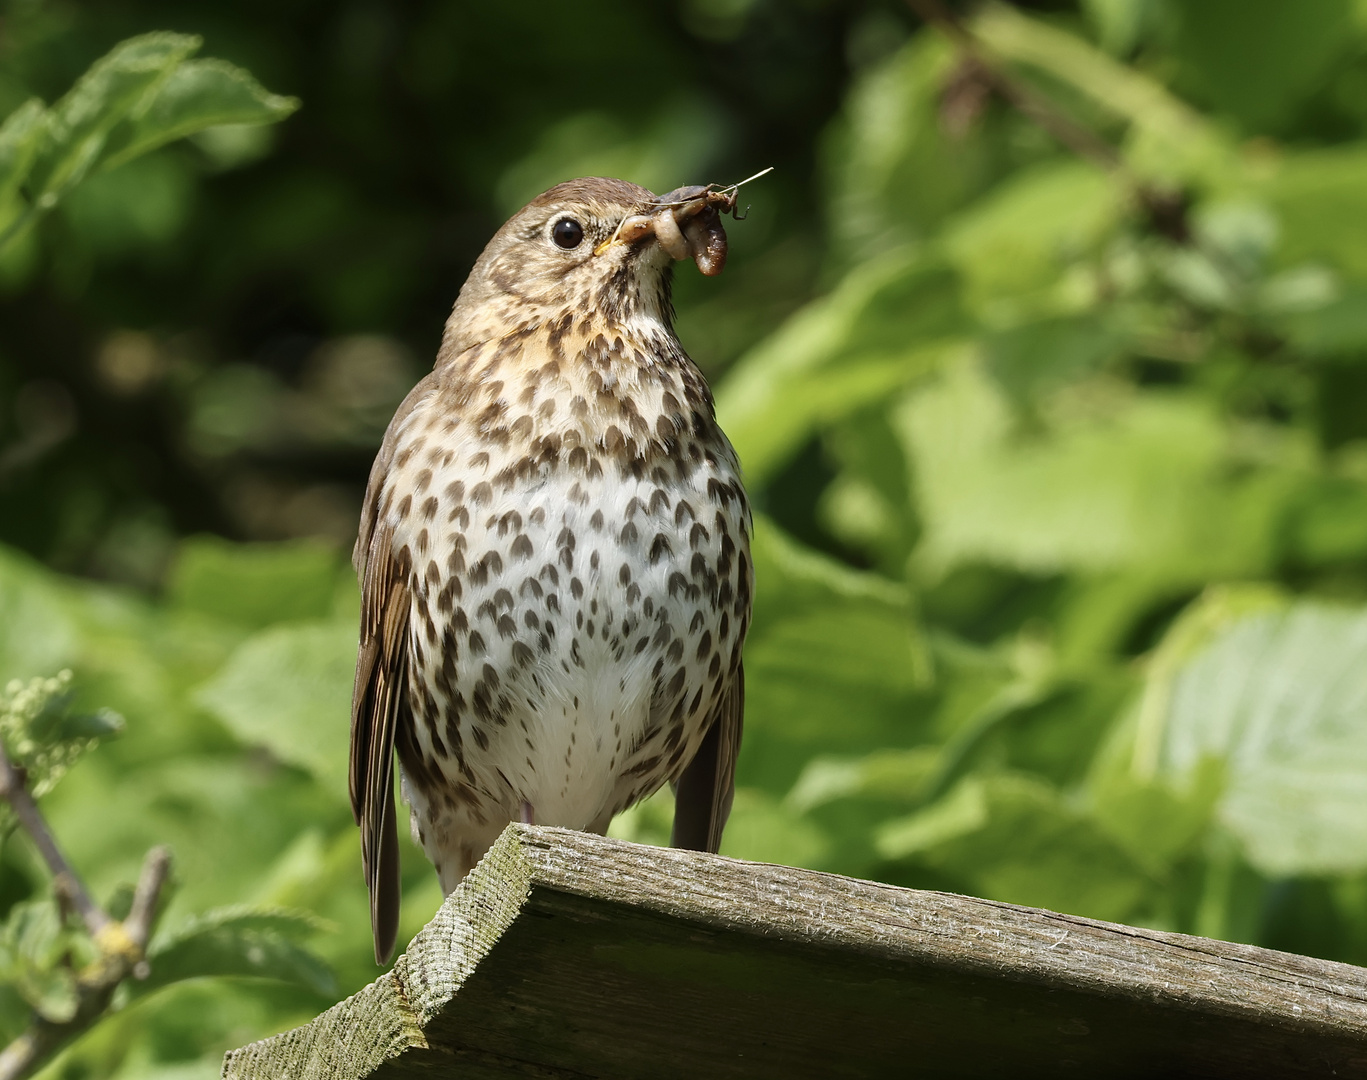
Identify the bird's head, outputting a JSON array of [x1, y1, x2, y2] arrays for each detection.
[[445, 177, 740, 349]]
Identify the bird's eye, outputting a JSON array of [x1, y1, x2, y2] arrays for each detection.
[[552, 218, 584, 249]]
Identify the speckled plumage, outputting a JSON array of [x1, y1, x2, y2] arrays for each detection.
[[350, 178, 751, 962]]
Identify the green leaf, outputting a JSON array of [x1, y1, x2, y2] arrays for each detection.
[[786, 747, 941, 812], [26, 32, 202, 199], [1153, 601, 1367, 880], [0, 898, 89, 1023], [719, 788, 830, 868], [100, 58, 299, 173], [168, 536, 343, 628], [1080, 0, 1157, 55], [0, 33, 298, 261], [0, 984, 29, 1045], [942, 159, 1120, 310], [195, 620, 355, 788], [137, 905, 335, 999], [1274, 287, 1367, 355], [825, 32, 999, 263], [985, 312, 1124, 402], [1286, 477, 1367, 564], [0, 548, 79, 687], [1137, 593, 1367, 876], [1091, 755, 1225, 875], [974, 3, 1233, 189], [897, 358, 1304, 582], [716, 248, 969, 485], [741, 518, 931, 794], [0, 99, 46, 211], [1265, 147, 1367, 284], [1168, 0, 1351, 133], [877, 773, 1154, 922], [819, 409, 919, 575]]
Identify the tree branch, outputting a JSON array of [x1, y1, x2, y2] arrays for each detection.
[[0, 745, 107, 940], [906, 0, 1190, 241], [0, 743, 173, 1080]]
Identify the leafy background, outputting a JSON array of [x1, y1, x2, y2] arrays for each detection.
[[6, 0, 1367, 1074]]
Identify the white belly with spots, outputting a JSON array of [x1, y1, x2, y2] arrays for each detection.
[[387, 432, 747, 887]]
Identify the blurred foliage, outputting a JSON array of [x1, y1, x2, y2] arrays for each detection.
[[6, 0, 1367, 1075], [0, 672, 332, 1073]]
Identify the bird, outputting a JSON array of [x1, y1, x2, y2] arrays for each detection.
[[349, 176, 753, 963]]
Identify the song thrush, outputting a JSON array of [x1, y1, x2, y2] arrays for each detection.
[[350, 177, 752, 962]]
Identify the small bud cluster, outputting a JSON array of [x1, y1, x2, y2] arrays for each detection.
[[0, 671, 123, 800]]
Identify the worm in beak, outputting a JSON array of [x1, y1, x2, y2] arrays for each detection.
[[596, 169, 770, 277]]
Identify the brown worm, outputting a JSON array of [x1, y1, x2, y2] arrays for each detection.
[[652, 207, 689, 261], [603, 184, 740, 275], [684, 206, 727, 276]]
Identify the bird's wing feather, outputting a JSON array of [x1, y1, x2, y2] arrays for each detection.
[[350, 375, 436, 965], [350, 519, 409, 964], [670, 662, 743, 853]]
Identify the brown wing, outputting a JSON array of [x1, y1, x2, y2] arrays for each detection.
[[350, 520, 410, 964], [670, 663, 743, 853], [350, 375, 434, 964]]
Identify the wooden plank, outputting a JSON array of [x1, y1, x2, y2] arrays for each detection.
[[223, 824, 1367, 1079]]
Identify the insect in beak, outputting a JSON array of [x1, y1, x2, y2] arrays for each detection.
[[595, 168, 772, 277]]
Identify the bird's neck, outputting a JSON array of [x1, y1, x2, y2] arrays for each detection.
[[432, 305, 716, 465]]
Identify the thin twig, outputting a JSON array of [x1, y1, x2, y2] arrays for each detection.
[[0, 745, 107, 939], [906, 0, 1123, 173], [905, 0, 1190, 240], [0, 844, 173, 1080], [0, 742, 173, 1080], [126, 846, 173, 949]]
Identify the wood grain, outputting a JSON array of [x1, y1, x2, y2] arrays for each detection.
[[222, 824, 1367, 1079]]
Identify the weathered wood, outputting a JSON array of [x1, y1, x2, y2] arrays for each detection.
[[223, 824, 1367, 1079]]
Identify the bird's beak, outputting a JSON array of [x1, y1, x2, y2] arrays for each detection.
[[595, 186, 730, 277]]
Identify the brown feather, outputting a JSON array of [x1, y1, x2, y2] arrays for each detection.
[[670, 663, 744, 853], [350, 376, 440, 963], [351, 514, 412, 961], [350, 528, 409, 962]]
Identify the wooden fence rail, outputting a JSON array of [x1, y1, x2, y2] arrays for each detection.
[[222, 823, 1367, 1078]]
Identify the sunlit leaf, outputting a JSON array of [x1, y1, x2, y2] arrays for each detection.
[[1265, 147, 1367, 284], [825, 32, 999, 263], [1139, 593, 1367, 876], [26, 33, 200, 198], [100, 58, 299, 172], [974, 3, 1234, 188], [897, 358, 1305, 581], [786, 747, 940, 812], [0, 549, 79, 687], [0, 99, 45, 211], [877, 772, 1154, 922], [719, 788, 831, 868], [716, 249, 969, 484], [741, 518, 930, 794], [136, 905, 335, 999], [195, 619, 354, 789], [168, 536, 343, 629], [941, 158, 1119, 310]]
